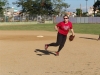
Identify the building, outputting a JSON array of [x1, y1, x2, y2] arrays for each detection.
[[3, 7, 20, 22], [88, 6, 99, 16]]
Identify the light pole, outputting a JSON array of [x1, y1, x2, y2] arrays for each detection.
[[5, 2, 9, 22], [86, 0, 88, 13], [93, 0, 96, 17], [94, 0, 95, 3], [12, 7, 14, 22]]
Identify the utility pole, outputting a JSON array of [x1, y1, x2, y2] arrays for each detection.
[[93, 0, 96, 17], [80, 4, 81, 17], [94, 0, 95, 3], [86, 0, 87, 12], [5, 2, 9, 22]]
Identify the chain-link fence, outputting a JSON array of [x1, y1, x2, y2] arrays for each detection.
[[0, 14, 54, 24]]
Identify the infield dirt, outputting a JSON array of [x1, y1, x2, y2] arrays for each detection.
[[0, 31, 100, 75]]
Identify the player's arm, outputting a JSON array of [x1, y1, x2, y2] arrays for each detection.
[[70, 22, 75, 36], [55, 25, 59, 31], [55, 22, 61, 31], [70, 29, 75, 36]]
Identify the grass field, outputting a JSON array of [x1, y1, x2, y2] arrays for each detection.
[[0, 23, 100, 35]]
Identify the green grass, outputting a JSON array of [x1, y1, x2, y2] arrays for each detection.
[[0, 23, 100, 35], [73, 23, 100, 35], [0, 24, 55, 31]]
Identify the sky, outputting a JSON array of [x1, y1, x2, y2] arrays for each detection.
[[65, 0, 95, 12], [8, 0, 96, 12], [7, 0, 20, 10]]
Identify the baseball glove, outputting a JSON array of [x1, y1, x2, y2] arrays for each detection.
[[69, 35, 75, 41]]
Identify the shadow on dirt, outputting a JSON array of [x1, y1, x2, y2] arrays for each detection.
[[79, 37, 98, 40], [34, 49, 56, 56]]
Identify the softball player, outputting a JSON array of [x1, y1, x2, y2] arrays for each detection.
[[45, 14, 75, 56]]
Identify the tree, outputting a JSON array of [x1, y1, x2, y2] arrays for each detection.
[[0, 0, 8, 14], [13, 0, 70, 16], [52, 0, 70, 16], [76, 8, 82, 16], [93, 0, 100, 16], [13, 0, 55, 15], [93, 0, 100, 38]]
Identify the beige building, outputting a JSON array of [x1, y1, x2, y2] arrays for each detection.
[[65, 11, 76, 17], [3, 7, 20, 22], [88, 7, 99, 16]]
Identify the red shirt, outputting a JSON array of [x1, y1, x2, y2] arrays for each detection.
[[56, 21, 73, 35]]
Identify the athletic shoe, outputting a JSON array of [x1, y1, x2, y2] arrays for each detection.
[[45, 44, 48, 50], [55, 52, 59, 56]]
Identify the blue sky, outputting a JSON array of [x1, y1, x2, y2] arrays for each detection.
[[65, 0, 95, 12], [8, 0, 21, 10], [8, 0, 96, 12]]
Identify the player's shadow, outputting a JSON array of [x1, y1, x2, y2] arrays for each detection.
[[79, 37, 98, 40], [34, 49, 56, 56]]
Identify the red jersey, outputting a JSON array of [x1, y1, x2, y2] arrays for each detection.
[[56, 21, 73, 35]]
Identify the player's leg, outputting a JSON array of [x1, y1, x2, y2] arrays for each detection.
[[56, 35, 67, 56], [45, 32, 63, 50]]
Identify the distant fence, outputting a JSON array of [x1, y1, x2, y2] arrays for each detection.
[[55, 17, 100, 23], [0, 14, 53, 23], [1, 15, 100, 24]]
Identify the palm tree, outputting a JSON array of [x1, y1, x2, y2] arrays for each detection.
[[93, 0, 100, 16]]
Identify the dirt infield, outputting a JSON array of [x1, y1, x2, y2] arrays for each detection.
[[0, 31, 100, 75]]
